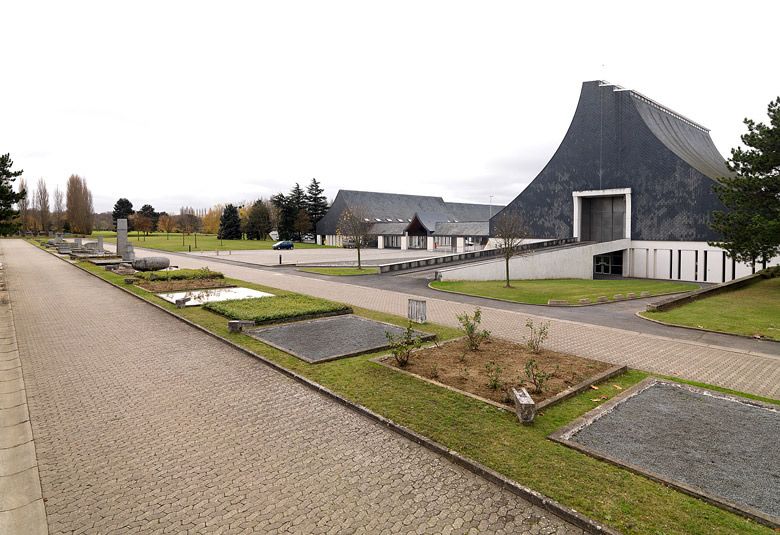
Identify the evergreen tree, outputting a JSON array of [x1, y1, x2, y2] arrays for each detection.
[[138, 204, 159, 231], [710, 97, 780, 264], [112, 198, 134, 228], [0, 153, 27, 234], [245, 199, 272, 240], [271, 193, 295, 239], [217, 204, 242, 240], [305, 178, 328, 227]]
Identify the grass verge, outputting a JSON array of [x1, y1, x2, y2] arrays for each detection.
[[640, 277, 780, 341], [74, 258, 776, 535], [204, 294, 351, 324], [431, 278, 700, 305], [299, 266, 380, 276], [135, 268, 224, 281]]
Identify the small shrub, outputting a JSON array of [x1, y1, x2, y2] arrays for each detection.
[[523, 359, 556, 394], [138, 268, 225, 282], [385, 322, 423, 368], [485, 361, 503, 390], [524, 318, 549, 353], [457, 307, 491, 351], [427, 363, 440, 380]]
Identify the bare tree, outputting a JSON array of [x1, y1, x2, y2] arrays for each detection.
[[337, 206, 373, 269], [35, 178, 50, 232], [53, 185, 64, 232], [66, 175, 93, 235], [493, 211, 529, 288], [157, 214, 176, 239], [17, 177, 28, 232]]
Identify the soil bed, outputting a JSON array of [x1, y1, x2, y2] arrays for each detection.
[[390, 338, 613, 406], [136, 279, 233, 292]]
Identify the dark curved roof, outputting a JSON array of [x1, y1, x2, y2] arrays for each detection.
[[492, 81, 732, 242]]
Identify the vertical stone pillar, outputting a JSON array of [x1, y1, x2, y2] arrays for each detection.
[[117, 219, 129, 260], [400, 235, 408, 250], [316, 235, 323, 245], [97, 236, 104, 251], [426, 236, 435, 251], [377, 236, 384, 249], [456, 236, 465, 253]]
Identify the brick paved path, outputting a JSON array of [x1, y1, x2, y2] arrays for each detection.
[[133, 248, 780, 399], [3, 240, 579, 533]]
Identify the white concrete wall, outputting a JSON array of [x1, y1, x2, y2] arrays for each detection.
[[437, 240, 630, 281]]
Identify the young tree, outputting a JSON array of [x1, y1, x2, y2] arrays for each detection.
[[66, 175, 94, 235], [0, 154, 26, 235], [217, 204, 242, 240], [112, 198, 134, 229], [493, 211, 529, 288], [131, 213, 153, 239], [337, 206, 372, 269], [177, 206, 200, 235], [305, 178, 328, 227], [53, 185, 64, 232], [710, 97, 780, 264], [35, 178, 50, 232], [245, 199, 272, 240], [157, 214, 176, 239]]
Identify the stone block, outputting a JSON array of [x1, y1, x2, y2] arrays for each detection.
[[124, 277, 137, 285], [578, 298, 591, 304], [547, 299, 568, 305], [613, 294, 625, 300], [227, 320, 256, 333], [596, 295, 609, 303], [511, 387, 536, 424], [132, 257, 170, 272], [626, 292, 637, 299], [640, 291, 651, 297]]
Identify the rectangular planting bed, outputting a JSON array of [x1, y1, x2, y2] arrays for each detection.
[[550, 378, 780, 528], [245, 314, 434, 363]]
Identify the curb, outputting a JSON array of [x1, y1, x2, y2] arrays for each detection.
[[635, 311, 780, 345], [36, 242, 620, 535]]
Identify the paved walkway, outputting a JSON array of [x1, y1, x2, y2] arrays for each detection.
[[3, 240, 579, 534], [130, 246, 780, 399]]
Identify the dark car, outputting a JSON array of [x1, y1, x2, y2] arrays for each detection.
[[272, 240, 294, 250]]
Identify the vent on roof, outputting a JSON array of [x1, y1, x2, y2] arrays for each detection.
[[407, 219, 412, 222], [375, 218, 382, 222], [397, 218, 404, 222], [386, 218, 392, 222], [364, 218, 370, 222]]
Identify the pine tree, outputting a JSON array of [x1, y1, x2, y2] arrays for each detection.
[[217, 204, 242, 240], [0, 153, 26, 234], [245, 199, 272, 240], [271, 193, 295, 240], [305, 178, 328, 227], [112, 198, 134, 228], [710, 97, 780, 264]]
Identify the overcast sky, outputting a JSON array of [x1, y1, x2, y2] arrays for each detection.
[[3, 1, 778, 213]]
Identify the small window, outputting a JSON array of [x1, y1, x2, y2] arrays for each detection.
[[364, 218, 370, 222], [397, 218, 404, 222], [386, 218, 393, 222], [375, 218, 382, 222]]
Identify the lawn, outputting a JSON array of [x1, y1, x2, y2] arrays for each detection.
[[641, 277, 780, 340], [90, 231, 331, 252], [134, 268, 224, 281], [431, 278, 700, 304], [72, 256, 778, 535], [204, 294, 351, 324], [299, 266, 379, 276]]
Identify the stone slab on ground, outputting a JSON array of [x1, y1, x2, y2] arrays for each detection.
[[246, 314, 433, 363], [562, 380, 779, 524]]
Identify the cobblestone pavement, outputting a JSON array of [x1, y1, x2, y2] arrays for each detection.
[[3, 240, 580, 533], [129, 247, 780, 399]]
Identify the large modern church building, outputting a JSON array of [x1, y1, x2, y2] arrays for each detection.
[[318, 81, 779, 283]]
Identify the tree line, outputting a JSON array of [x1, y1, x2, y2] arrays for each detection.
[[107, 178, 330, 241]]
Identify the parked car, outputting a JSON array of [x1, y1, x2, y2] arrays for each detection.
[[272, 240, 294, 250], [342, 238, 356, 248], [301, 233, 315, 243]]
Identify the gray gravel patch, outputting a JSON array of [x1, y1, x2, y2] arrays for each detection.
[[570, 382, 780, 520], [246, 314, 433, 363]]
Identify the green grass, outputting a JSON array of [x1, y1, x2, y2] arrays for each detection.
[[204, 294, 351, 324], [431, 278, 700, 305], [641, 277, 780, 340], [299, 266, 379, 276], [134, 268, 224, 281], [90, 231, 331, 252], [72, 258, 777, 535]]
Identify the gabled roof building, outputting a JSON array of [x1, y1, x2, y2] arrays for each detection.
[[316, 190, 501, 251]]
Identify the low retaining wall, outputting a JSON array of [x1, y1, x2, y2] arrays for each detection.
[[646, 267, 779, 312]]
